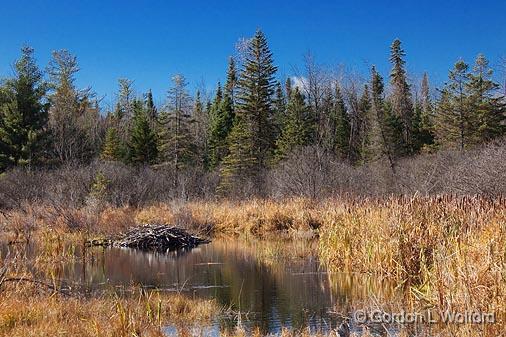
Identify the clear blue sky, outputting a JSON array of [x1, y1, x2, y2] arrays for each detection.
[[1, 0, 505, 108]]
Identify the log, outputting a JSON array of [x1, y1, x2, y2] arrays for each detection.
[[85, 224, 209, 251]]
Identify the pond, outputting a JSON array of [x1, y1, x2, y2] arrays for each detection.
[[1, 239, 400, 336]]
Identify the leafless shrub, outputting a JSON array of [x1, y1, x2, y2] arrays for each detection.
[[268, 140, 506, 198], [0, 140, 504, 211]]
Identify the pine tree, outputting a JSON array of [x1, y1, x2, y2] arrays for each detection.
[[47, 49, 97, 164], [435, 61, 476, 150], [0, 46, 49, 170], [275, 87, 312, 161], [115, 78, 134, 120], [389, 39, 413, 154], [101, 127, 123, 161], [157, 75, 196, 179], [219, 30, 277, 193], [467, 54, 506, 142]]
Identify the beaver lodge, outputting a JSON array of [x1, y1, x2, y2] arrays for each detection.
[[86, 224, 209, 251]]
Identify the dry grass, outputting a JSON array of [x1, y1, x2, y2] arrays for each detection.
[[0, 289, 218, 337], [317, 196, 506, 322]]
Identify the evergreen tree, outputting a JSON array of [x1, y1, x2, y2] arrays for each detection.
[[192, 90, 210, 167], [435, 61, 476, 150], [101, 127, 123, 161], [0, 46, 49, 170], [467, 54, 506, 141], [333, 86, 351, 158], [225, 57, 237, 102], [218, 118, 256, 194], [412, 73, 435, 151], [389, 39, 413, 154], [285, 77, 292, 98], [275, 87, 312, 161], [357, 85, 373, 162], [157, 75, 196, 179], [219, 30, 277, 193], [113, 78, 135, 148], [47, 49, 97, 164], [208, 88, 234, 169], [370, 66, 399, 171], [128, 99, 158, 164], [320, 88, 335, 153], [273, 81, 287, 139], [144, 89, 157, 121], [115, 78, 134, 120]]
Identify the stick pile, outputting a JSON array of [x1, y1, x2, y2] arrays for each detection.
[[94, 224, 209, 251], [113, 224, 207, 250]]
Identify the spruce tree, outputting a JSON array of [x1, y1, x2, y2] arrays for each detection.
[[208, 88, 234, 169], [128, 100, 158, 164], [389, 39, 413, 154], [285, 77, 292, 98], [225, 57, 237, 102], [412, 73, 435, 150], [192, 90, 210, 167], [333, 86, 351, 158], [370, 66, 399, 171], [219, 30, 277, 193], [144, 89, 157, 121], [0, 46, 49, 170], [101, 127, 123, 161], [273, 81, 287, 139], [357, 85, 373, 162], [275, 87, 312, 161]]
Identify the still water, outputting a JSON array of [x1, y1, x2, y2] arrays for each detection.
[[1, 239, 399, 335]]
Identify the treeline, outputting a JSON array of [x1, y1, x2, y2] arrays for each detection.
[[1, 30, 505, 198]]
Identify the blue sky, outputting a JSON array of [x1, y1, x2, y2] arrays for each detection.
[[1, 0, 505, 108]]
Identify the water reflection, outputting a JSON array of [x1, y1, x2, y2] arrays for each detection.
[[59, 240, 394, 334]]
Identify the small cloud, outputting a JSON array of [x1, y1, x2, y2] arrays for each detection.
[[290, 76, 307, 91]]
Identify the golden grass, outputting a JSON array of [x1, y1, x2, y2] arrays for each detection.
[[317, 196, 506, 324], [0, 284, 218, 337]]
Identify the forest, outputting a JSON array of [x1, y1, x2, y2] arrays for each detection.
[[1, 29, 505, 206]]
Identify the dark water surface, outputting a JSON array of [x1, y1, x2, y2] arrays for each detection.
[[1, 239, 398, 335]]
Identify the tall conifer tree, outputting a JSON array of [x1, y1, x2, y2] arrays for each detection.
[[389, 39, 413, 154], [219, 30, 277, 193], [0, 46, 49, 170]]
